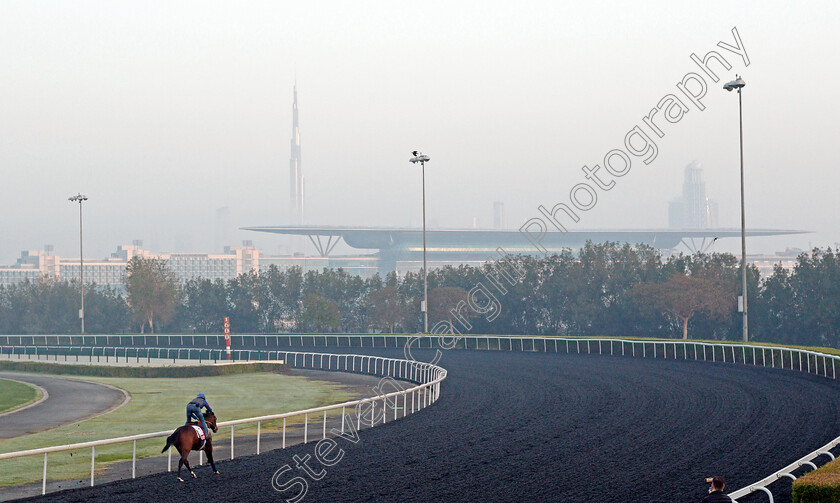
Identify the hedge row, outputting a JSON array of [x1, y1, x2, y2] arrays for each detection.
[[793, 457, 840, 503], [0, 360, 288, 378]]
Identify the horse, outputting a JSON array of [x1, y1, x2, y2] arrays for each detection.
[[161, 410, 220, 481]]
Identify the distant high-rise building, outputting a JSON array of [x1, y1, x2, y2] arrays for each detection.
[[214, 207, 231, 253], [669, 161, 718, 228], [493, 201, 505, 230], [289, 84, 304, 225]]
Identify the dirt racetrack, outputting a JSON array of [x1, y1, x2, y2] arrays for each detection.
[[18, 348, 840, 503]]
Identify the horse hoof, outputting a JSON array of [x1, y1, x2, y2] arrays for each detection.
[[214, 471, 220, 475], [191, 472, 197, 479], [177, 477, 184, 482]]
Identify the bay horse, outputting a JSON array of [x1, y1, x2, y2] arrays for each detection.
[[161, 410, 220, 481]]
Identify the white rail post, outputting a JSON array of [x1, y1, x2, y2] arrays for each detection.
[[304, 413, 308, 443], [42, 452, 47, 495], [200, 450, 204, 465], [231, 425, 235, 459], [132, 439, 137, 478], [168, 446, 172, 471], [323, 410, 327, 439], [282, 418, 286, 449], [257, 421, 261, 455], [341, 407, 346, 434], [90, 445, 95, 486], [403, 393, 408, 418]]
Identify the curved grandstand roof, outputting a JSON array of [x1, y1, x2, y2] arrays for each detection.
[[243, 226, 807, 255]]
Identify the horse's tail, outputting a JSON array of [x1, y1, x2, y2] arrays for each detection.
[[161, 431, 177, 453]]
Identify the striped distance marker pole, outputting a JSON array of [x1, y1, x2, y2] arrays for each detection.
[[223, 316, 231, 360]]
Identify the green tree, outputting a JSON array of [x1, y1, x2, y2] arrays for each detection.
[[785, 248, 840, 347], [226, 271, 261, 333], [369, 282, 409, 333], [299, 293, 340, 333], [125, 257, 179, 334], [258, 265, 302, 332], [630, 274, 732, 339], [177, 278, 228, 333], [428, 286, 471, 333], [755, 263, 795, 344]]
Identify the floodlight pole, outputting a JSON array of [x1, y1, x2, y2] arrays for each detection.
[[421, 158, 428, 334], [737, 84, 748, 342], [409, 152, 430, 333], [725, 75, 748, 342], [69, 193, 88, 334]]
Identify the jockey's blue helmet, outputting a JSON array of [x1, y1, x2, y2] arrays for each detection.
[[197, 393, 205, 399]]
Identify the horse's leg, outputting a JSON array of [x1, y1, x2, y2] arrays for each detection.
[[177, 449, 186, 482], [206, 441, 220, 474], [184, 451, 196, 479]]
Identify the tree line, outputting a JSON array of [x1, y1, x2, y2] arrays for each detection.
[[2, 243, 840, 348]]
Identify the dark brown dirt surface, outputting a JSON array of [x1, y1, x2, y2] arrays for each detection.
[[15, 349, 840, 503]]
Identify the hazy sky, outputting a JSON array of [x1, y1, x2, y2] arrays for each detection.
[[2, 1, 838, 263]]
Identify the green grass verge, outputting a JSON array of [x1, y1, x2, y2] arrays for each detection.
[[0, 360, 288, 378], [0, 372, 354, 486], [793, 457, 840, 502], [0, 378, 42, 415]]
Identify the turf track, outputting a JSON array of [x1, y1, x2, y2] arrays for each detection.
[[18, 348, 840, 503]]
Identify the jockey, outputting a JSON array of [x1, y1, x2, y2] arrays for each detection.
[[185, 393, 213, 437]]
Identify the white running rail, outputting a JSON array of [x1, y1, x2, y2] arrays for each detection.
[[3, 335, 839, 502], [0, 349, 446, 497]]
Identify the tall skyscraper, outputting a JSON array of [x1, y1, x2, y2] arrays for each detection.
[[214, 206, 231, 252], [290, 84, 304, 225], [493, 201, 506, 230], [669, 161, 718, 228]]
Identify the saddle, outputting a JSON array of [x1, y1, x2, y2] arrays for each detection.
[[189, 424, 207, 449]]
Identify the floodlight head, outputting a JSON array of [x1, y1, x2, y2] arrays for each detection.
[[68, 193, 88, 202], [409, 152, 430, 164], [723, 75, 745, 92]]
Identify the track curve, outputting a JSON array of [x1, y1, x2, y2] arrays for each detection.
[[0, 373, 128, 440], [18, 349, 840, 503]]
